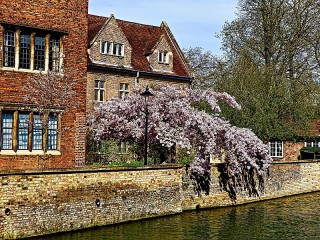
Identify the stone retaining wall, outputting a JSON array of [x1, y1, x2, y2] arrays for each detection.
[[1, 161, 320, 239], [182, 160, 320, 210], [0, 166, 183, 239]]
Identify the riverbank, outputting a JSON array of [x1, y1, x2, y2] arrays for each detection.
[[1, 160, 320, 239]]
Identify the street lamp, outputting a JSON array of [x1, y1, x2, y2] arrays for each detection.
[[140, 86, 154, 165]]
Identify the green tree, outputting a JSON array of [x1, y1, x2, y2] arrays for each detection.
[[212, 0, 320, 140], [215, 50, 318, 140]]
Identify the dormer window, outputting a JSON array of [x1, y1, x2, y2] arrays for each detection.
[[100, 41, 124, 57], [101, 41, 112, 54], [158, 50, 168, 64], [113, 43, 124, 56]]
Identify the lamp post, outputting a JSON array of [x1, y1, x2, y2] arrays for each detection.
[[140, 86, 154, 165]]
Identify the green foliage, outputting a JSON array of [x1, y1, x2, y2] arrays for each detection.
[[191, 101, 214, 114], [184, 1, 320, 141], [215, 51, 319, 140], [107, 161, 144, 167], [176, 155, 194, 165], [215, 0, 320, 141], [86, 130, 118, 164], [176, 148, 195, 164]]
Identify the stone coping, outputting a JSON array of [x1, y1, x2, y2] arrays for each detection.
[[210, 159, 320, 167], [1, 160, 319, 176], [0, 164, 183, 176], [270, 159, 320, 164]]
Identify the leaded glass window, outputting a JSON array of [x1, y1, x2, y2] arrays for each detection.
[[49, 38, 60, 71], [158, 50, 168, 63], [18, 113, 29, 150], [3, 28, 63, 72], [19, 34, 31, 69], [113, 43, 124, 56], [269, 141, 283, 158], [0, 111, 59, 153], [119, 83, 129, 98], [1, 112, 13, 150], [32, 114, 42, 150], [34, 36, 45, 70], [3, 30, 15, 67], [47, 114, 58, 150], [101, 41, 112, 54], [118, 142, 128, 154]]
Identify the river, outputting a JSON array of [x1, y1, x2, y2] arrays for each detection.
[[34, 192, 320, 240]]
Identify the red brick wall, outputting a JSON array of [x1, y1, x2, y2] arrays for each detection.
[[283, 141, 304, 161], [0, 0, 88, 170]]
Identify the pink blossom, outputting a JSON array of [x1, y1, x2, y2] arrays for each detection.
[[89, 86, 271, 197]]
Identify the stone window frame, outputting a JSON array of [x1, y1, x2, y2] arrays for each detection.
[[269, 141, 283, 158], [119, 83, 129, 99], [2, 26, 64, 73], [0, 107, 62, 155], [100, 40, 124, 57], [94, 80, 106, 102]]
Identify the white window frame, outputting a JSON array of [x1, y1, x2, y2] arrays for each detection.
[[94, 80, 106, 102], [119, 83, 129, 98], [113, 43, 124, 56], [100, 41, 124, 57], [3, 30, 15, 68], [100, 41, 112, 55], [158, 50, 168, 64], [118, 141, 128, 154], [304, 140, 320, 147], [269, 141, 283, 158]]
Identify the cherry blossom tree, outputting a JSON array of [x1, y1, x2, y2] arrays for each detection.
[[89, 86, 272, 200]]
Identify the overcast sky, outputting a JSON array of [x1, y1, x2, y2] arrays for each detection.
[[88, 0, 239, 55]]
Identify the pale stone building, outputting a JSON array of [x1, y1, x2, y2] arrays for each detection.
[[87, 14, 192, 111], [86, 14, 192, 162]]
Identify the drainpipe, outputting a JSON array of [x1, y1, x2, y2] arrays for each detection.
[[135, 71, 140, 87]]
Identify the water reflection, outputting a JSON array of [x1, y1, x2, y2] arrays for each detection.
[[34, 192, 320, 240]]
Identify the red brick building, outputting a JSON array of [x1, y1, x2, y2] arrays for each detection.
[[0, 0, 88, 170]]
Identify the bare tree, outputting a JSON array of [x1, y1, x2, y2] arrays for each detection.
[[183, 47, 222, 89], [22, 70, 78, 162], [220, 0, 320, 79], [23, 70, 77, 111]]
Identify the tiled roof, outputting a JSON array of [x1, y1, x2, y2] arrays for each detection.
[[88, 14, 191, 79], [88, 14, 107, 44]]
